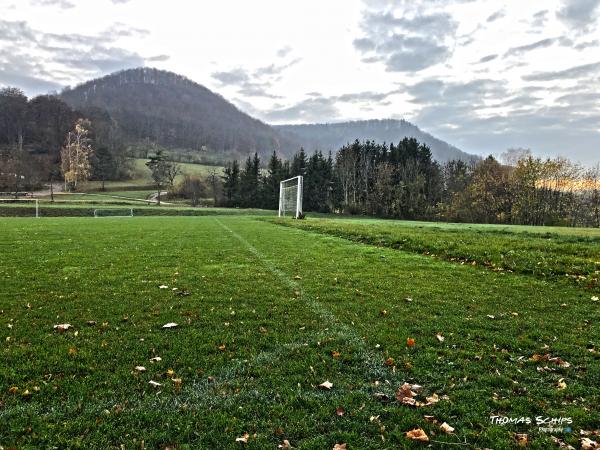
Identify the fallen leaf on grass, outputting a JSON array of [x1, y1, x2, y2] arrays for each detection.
[[436, 333, 445, 342], [8, 386, 18, 394], [235, 433, 249, 443], [319, 380, 333, 390], [425, 393, 440, 405], [551, 436, 576, 449], [166, 369, 175, 378], [53, 323, 72, 332], [172, 378, 182, 390], [335, 407, 345, 416], [556, 378, 567, 390], [278, 440, 292, 449], [514, 433, 528, 447], [259, 326, 268, 334], [581, 437, 599, 449], [293, 275, 302, 280], [218, 344, 226, 351], [148, 380, 162, 388], [405, 428, 429, 442], [331, 350, 341, 358], [159, 285, 169, 289], [487, 315, 496, 319], [384, 357, 394, 366], [150, 356, 162, 362], [333, 444, 347, 450], [135, 366, 146, 372], [86, 321, 96, 326], [407, 338, 415, 347], [68, 347, 77, 355], [162, 323, 178, 329], [396, 383, 418, 405], [440, 422, 454, 434], [592, 296, 599, 302]]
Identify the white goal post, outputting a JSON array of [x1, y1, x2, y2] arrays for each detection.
[[279, 176, 303, 218], [0, 198, 39, 218]]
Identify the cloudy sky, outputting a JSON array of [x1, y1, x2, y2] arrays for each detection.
[[1, 0, 599, 163]]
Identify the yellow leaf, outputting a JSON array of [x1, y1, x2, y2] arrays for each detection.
[[405, 428, 429, 442]]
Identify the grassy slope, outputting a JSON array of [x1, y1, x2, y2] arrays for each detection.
[[270, 217, 600, 291], [0, 217, 598, 449]]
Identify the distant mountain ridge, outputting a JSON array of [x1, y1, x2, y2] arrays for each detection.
[[60, 67, 474, 163], [275, 119, 475, 163]]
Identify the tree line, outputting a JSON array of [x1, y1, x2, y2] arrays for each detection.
[[221, 142, 600, 227], [0, 87, 130, 193]]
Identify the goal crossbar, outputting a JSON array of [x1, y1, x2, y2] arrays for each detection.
[[0, 198, 39, 218], [279, 176, 303, 218]]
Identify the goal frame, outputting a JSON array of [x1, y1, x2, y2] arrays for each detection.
[[0, 198, 39, 218], [278, 176, 303, 218]]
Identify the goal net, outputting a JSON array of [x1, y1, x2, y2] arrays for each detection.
[[0, 198, 39, 217], [93, 208, 134, 218], [279, 176, 303, 218]]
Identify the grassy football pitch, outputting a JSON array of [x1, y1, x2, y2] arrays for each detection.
[[0, 216, 598, 449]]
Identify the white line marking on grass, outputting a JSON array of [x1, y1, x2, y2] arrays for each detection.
[[214, 218, 396, 382]]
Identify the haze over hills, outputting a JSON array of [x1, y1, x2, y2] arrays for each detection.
[[276, 120, 476, 162], [60, 68, 474, 163]]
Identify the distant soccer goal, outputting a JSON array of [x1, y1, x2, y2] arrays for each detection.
[[0, 198, 39, 218], [279, 176, 303, 218], [93, 208, 134, 218]]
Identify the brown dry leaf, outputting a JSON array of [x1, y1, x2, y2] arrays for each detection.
[[333, 444, 347, 450], [54, 323, 72, 332], [581, 438, 599, 449], [135, 366, 146, 372], [335, 407, 345, 416], [319, 380, 333, 390], [86, 320, 96, 326], [68, 347, 77, 355], [293, 275, 302, 280], [406, 338, 415, 347], [172, 378, 182, 390], [424, 415, 437, 424], [150, 356, 162, 362], [278, 440, 292, 449], [425, 393, 440, 405], [436, 333, 445, 343], [331, 350, 341, 359], [166, 369, 175, 378], [514, 433, 528, 447], [556, 378, 567, 390], [395, 383, 418, 406], [405, 428, 429, 442], [207, 376, 216, 382], [218, 344, 226, 351], [259, 326, 268, 334], [440, 422, 455, 434], [235, 433, 249, 443], [8, 386, 18, 394], [384, 357, 395, 366], [148, 380, 162, 388]]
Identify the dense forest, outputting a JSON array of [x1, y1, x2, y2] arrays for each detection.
[[0, 86, 129, 193], [222, 142, 600, 227], [276, 119, 474, 163]]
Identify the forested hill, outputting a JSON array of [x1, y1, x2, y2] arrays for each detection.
[[275, 119, 475, 163], [60, 68, 297, 163]]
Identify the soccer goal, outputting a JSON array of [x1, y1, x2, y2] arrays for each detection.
[[93, 208, 134, 218], [0, 198, 40, 218], [279, 176, 303, 218]]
